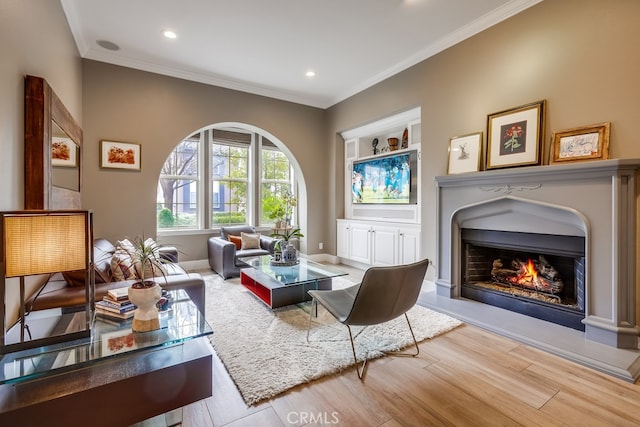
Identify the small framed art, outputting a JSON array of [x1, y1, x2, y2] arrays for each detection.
[[486, 100, 545, 170], [52, 137, 78, 167], [447, 132, 482, 174], [100, 140, 141, 170], [550, 122, 610, 164]]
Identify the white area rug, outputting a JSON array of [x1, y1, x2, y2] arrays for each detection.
[[204, 273, 463, 406]]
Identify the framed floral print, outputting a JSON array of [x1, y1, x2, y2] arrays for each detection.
[[550, 122, 610, 164], [486, 100, 545, 170], [447, 132, 482, 174]]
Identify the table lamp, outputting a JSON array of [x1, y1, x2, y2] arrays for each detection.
[[0, 210, 94, 354]]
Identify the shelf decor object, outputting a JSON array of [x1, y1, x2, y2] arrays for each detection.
[[486, 100, 545, 170], [0, 210, 94, 354], [550, 122, 610, 164], [447, 132, 483, 174]]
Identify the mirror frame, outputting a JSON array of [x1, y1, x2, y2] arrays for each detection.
[[24, 75, 82, 210]]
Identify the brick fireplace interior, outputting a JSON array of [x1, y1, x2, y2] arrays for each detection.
[[460, 229, 585, 331], [427, 160, 640, 382]]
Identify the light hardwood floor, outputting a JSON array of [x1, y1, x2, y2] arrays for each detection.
[[181, 266, 640, 427]]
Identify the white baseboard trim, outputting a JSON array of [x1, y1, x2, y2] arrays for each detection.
[[180, 259, 211, 271]]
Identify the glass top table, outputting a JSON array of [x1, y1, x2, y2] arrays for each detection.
[[240, 255, 348, 308], [0, 289, 213, 384], [243, 256, 348, 285]]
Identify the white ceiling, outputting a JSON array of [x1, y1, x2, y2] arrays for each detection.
[[60, 0, 541, 109]]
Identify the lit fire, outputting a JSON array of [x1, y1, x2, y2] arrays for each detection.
[[511, 258, 538, 285]]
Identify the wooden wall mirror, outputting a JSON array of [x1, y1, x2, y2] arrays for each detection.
[[25, 75, 82, 210]]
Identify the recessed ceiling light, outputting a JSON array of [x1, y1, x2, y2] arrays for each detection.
[[305, 71, 316, 78], [96, 40, 120, 51], [163, 30, 177, 39]]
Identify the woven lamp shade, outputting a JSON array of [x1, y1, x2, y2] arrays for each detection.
[[3, 213, 88, 278]]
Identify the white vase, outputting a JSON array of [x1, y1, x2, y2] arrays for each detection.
[[128, 282, 162, 332]]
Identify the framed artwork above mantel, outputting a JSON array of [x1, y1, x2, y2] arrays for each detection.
[[486, 100, 545, 170]]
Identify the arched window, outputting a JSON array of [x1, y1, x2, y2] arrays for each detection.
[[157, 125, 295, 232]]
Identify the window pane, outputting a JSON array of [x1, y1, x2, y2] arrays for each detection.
[[162, 138, 198, 177], [212, 181, 247, 225], [261, 183, 292, 224], [212, 144, 248, 179], [157, 179, 198, 228], [262, 149, 290, 181]]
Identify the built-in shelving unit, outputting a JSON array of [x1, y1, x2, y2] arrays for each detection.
[[338, 107, 422, 268], [341, 107, 421, 223]]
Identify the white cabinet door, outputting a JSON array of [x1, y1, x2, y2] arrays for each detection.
[[336, 221, 350, 258], [371, 226, 398, 266], [349, 223, 371, 264], [399, 228, 421, 264]]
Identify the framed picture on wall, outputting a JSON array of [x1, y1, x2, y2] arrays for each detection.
[[447, 132, 482, 174], [486, 100, 545, 170], [100, 140, 142, 170], [550, 122, 610, 164]]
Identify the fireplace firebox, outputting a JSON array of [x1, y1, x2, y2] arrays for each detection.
[[461, 229, 585, 331]]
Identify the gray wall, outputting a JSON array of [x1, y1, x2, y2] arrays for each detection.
[[326, 0, 640, 281], [0, 0, 82, 324], [82, 61, 327, 261]]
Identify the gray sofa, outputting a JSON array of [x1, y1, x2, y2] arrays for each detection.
[[207, 226, 277, 279]]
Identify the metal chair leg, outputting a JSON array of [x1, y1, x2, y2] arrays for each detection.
[[306, 298, 317, 342], [347, 325, 367, 380], [383, 313, 420, 358]]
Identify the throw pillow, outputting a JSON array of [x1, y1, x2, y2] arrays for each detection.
[[228, 235, 242, 250], [111, 239, 139, 281], [240, 232, 261, 250]]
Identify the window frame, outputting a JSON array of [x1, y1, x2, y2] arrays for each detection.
[[157, 127, 296, 235]]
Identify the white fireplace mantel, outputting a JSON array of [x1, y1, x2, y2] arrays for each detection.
[[425, 159, 640, 381]]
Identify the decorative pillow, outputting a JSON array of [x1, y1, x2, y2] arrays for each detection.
[[111, 239, 139, 281], [62, 268, 108, 287], [228, 235, 242, 250], [240, 232, 261, 250]]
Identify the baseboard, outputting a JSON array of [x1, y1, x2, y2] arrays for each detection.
[[180, 259, 211, 271]]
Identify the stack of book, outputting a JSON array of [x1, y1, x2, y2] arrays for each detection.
[[95, 287, 137, 321]]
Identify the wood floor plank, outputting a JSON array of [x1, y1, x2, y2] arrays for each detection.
[[180, 268, 640, 427], [425, 332, 558, 409]]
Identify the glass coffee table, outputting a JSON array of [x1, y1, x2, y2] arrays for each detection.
[[240, 256, 348, 309]]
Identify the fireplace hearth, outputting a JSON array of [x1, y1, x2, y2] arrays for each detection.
[[430, 159, 640, 382], [461, 229, 585, 330]]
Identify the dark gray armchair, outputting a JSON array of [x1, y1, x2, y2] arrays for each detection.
[[207, 226, 277, 279], [307, 258, 430, 379]]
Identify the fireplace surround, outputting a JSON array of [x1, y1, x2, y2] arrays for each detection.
[[427, 159, 640, 381]]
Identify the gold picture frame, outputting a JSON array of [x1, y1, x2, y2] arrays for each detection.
[[486, 100, 545, 170], [100, 140, 142, 170], [550, 122, 610, 164], [447, 132, 483, 174]]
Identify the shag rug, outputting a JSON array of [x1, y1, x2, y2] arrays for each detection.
[[204, 273, 462, 406]]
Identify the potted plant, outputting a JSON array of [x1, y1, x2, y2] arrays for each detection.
[[270, 228, 304, 263], [125, 236, 168, 332]]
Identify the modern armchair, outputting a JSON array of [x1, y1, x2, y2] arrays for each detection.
[[207, 226, 277, 279], [307, 258, 430, 379]]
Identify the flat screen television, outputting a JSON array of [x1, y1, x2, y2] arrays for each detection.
[[352, 150, 418, 204]]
